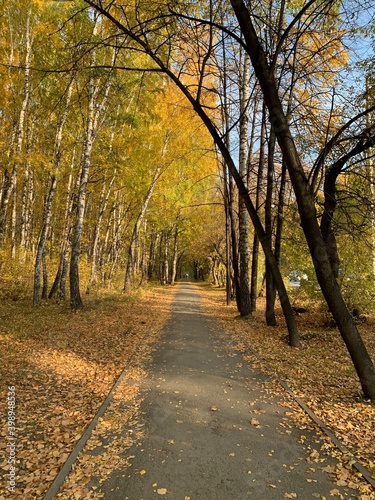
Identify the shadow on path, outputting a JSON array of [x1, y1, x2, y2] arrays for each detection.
[[99, 282, 356, 499]]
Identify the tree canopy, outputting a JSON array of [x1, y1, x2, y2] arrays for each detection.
[[0, 0, 375, 398]]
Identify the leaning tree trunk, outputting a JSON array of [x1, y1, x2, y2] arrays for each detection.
[[231, 0, 375, 398]]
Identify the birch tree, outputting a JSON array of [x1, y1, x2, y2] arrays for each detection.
[[0, 4, 32, 251], [83, 0, 375, 397]]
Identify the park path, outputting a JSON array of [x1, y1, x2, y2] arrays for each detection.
[[98, 281, 356, 499]]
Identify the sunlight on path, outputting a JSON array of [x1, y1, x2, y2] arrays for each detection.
[[95, 282, 357, 499]]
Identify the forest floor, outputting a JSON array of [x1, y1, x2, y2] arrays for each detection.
[[0, 280, 374, 499], [0, 283, 174, 499]]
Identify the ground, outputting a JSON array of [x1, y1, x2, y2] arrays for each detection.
[[0, 280, 374, 499]]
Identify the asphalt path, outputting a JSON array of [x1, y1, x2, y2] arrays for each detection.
[[99, 281, 357, 499]]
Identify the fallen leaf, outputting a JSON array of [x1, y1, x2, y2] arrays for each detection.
[[157, 488, 167, 495]]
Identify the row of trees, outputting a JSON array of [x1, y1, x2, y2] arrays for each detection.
[[0, 0, 221, 307], [80, 0, 375, 398], [0, 0, 374, 398]]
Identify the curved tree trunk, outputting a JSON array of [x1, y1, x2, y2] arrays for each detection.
[[230, 0, 375, 398]]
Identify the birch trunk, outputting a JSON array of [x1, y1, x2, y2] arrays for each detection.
[[69, 106, 95, 309], [49, 151, 75, 301], [170, 224, 179, 286], [69, 33, 115, 309], [20, 122, 34, 259], [0, 9, 32, 249], [238, 52, 251, 316], [34, 80, 73, 304], [265, 128, 277, 326], [86, 169, 116, 293]]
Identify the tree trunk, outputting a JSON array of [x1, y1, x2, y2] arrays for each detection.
[[70, 28, 114, 309], [238, 51, 251, 316], [124, 132, 169, 292], [160, 231, 170, 285], [265, 127, 277, 326], [70, 115, 96, 309], [87, 169, 116, 293], [20, 128, 33, 260], [251, 103, 267, 311], [230, 0, 375, 398], [229, 173, 241, 310], [42, 250, 48, 300], [49, 151, 75, 301], [148, 229, 159, 280], [10, 182, 17, 259], [34, 80, 73, 304], [274, 159, 287, 267], [224, 168, 232, 305], [170, 224, 179, 286], [0, 8, 32, 249]]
